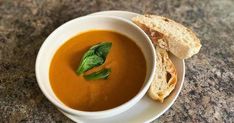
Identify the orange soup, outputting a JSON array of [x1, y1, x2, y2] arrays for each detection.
[[49, 30, 146, 111]]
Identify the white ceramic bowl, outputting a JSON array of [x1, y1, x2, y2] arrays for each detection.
[[35, 15, 156, 119]]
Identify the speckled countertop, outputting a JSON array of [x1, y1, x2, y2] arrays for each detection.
[[0, 0, 233, 123]]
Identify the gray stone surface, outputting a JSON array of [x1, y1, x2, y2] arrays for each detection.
[[0, 0, 233, 122]]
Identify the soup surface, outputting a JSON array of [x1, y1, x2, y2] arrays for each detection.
[[50, 30, 146, 111]]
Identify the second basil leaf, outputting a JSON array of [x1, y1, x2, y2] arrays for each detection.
[[84, 68, 111, 80]]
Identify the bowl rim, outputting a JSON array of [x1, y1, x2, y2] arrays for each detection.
[[35, 15, 156, 117]]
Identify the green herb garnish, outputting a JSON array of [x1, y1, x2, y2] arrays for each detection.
[[84, 68, 111, 80], [77, 55, 104, 74], [76, 42, 112, 75]]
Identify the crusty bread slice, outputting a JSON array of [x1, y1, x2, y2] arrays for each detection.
[[132, 15, 201, 59], [148, 46, 177, 102]]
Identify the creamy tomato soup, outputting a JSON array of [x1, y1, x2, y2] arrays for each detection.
[[50, 30, 146, 111]]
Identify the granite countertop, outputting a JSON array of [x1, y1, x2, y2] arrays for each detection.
[[0, 0, 233, 122]]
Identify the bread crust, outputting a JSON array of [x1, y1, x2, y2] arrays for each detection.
[[148, 46, 177, 102], [132, 14, 201, 59], [131, 15, 183, 102]]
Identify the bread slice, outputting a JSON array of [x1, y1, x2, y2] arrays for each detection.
[[132, 15, 201, 59], [148, 46, 177, 102]]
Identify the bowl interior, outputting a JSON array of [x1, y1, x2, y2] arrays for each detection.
[[36, 15, 155, 116]]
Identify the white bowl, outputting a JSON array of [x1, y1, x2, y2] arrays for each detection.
[[35, 15, 156, 119]]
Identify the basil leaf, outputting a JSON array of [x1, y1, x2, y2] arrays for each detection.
[[76, 42, 112, 75], [95, 42, 112, 59], [80, 49, 95, 61], [84, 68, 111, 80], [77, 55, 104, 75]]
